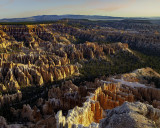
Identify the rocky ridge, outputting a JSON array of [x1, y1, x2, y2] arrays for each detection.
[[0, 70, 159, 127]]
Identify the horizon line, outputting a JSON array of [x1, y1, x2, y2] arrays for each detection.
[[0, 14, 160, 21]]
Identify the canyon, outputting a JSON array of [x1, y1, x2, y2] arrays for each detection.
[[0, 22, 160, 128]]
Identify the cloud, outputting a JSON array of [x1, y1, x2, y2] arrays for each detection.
[[97, 0, 137, 12]]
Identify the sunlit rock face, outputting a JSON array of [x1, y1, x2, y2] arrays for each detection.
[[0, 23, 131, 94], [54, 81, 135, 128], [0, 24, 130, 93], [54, 79, 160, 128], [0, 61, 78, 91]]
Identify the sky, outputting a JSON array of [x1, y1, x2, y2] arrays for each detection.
[[0, 0, 160, 19]]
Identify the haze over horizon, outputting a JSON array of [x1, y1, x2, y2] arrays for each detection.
[[0, 0, 160, 19]]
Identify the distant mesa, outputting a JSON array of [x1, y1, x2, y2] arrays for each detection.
[[0, 15, 148, 23]]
